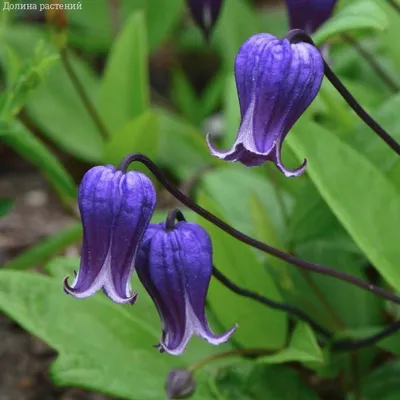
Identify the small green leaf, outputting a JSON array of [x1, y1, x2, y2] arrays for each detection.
[[99, 11, 149, 135], [313, 1, 388, 46], [258, 323, 324, 365], [0, 198, 13, 217], [0, 121, 77, 202], [287, 119, 400, 292], [4, 26, 104, 162], [103, 111, 159, 167]]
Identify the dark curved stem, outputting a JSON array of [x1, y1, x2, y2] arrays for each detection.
[[342, 34, 399, 93], [333, 319, 400, 351], [213, 263, 400, 352], [213, 266, 400, 351], [118, 153, 400, 306], [287, 29, 400, 156], [388, 0, 400, 14], [212, 265, 333, 338], [166, 208, 185, 230]]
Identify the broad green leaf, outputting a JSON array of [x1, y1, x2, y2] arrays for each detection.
[[287, 119, 400, 292], [2, 223, 82, 270], [0, 121, 77, 201], [223, 73, 240, 149], [99, 12, 149, 135], [68, 0, 183, 52], [359, 360, 400, 400], [156, 109, 213, 180], [313, 1, 388, 46], [214, 0, 261, 66], [0, 268, 220, 399], [196, 192, 287, 349], [199, 71, 225, 118], [171, 68, 200, 124], [103, 111, 159, 167], [215, 363, 319, 400], [348, 93, 400, 173], [0, 198, 13, 217], [2, 25, 103, 162], [201, 166, 288, 240], [258, 323, 324, 365]]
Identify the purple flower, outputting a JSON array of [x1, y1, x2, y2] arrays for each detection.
[[136, 221, 236, 355], [186, 0, 223, 40], [207, 33, 324, 177], [285, 0, 338, 34], [64, 165, 156, 304]]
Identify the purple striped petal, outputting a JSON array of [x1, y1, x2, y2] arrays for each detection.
[[64, 166, 156, 304], [207, 33, 323, 177]]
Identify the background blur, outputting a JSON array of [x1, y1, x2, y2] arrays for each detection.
[[1, 0, 400, 399]]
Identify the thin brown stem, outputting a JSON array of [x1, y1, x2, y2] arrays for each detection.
[[60, 48, 109, 140], [188, 348, 273, 372]]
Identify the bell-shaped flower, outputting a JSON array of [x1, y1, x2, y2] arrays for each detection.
[[64, 165, 156, 304], [186, 0, 223, 40], [207, 33, 324, 177], [285, 0, 337, 34], [136, 221, 236, 355]]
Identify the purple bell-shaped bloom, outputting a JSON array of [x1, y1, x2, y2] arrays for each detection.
[[136, 221, 236, 355], [64, 165, 156, 304], [207, 33, 324, 177], [186, 0, 223, 40], [285, 0, 338, 34]]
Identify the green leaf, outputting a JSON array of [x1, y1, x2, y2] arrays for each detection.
[[0, 268, 219, 399], [68, 0, 183, 53], [156, 109, 213, 180], [214, 0, 261, 66], [196, 192, 287, 349], [103, 111, 159, 167], [258, 323, 324, 365], [287, 119, 400, 292], [0, 198, 13, 217], [359, 360, 400, 400], [99, 11, 149, 135], [201, 166, 287, 239], [215, 363, 319, 400], [3, 25, 103, 162], [2, 223, 82, 270], [223, 73, 240, 149], [313, 1, 388, 46], [171, 68, 200, 124], [0, 121, 77, 201], [0, 42, 57, 122]]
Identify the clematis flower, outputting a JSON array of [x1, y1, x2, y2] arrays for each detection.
[[207, 33, 324, 177], [186, 0, 223, 40], [285, 0, 338, 34], [64, 165, 156, 304], [136, 221, 236, 355]]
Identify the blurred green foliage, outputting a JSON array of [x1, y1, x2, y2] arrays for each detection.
[[1, 0, 400, 399]]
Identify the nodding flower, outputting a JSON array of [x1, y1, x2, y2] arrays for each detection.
[[64, 165, 156, 304], [207, 33, 324, 177], [285, 0, 338, 34], [136, 219, 236, 355], [186, 0, 223, 40]]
